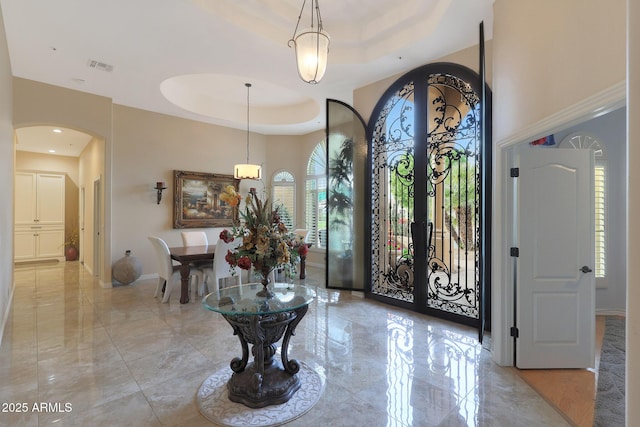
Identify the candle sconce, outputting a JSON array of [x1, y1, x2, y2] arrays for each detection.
[[155, 181, 167, 204]]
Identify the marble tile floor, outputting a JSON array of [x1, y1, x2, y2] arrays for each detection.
[[0, 261, 574, 427]]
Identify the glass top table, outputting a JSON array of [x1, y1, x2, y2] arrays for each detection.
[[202, 283, 316, 316], [201, 283, 316, 408]]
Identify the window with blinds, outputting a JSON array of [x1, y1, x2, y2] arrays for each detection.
[[272, 171, 295, 229], [559, 132, 608, 280], [595, 165, 606, 278], [305, 141, 327, 248]]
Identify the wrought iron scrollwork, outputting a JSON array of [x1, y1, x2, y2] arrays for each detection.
[[425, 74, 481, 318], [371, 72, 482, 319]]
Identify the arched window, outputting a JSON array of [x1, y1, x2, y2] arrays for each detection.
[[305, 141, 327, 248], [271, 171, 295, 229]]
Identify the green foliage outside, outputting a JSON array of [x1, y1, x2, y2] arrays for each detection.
[[388, 148, 477, 249]]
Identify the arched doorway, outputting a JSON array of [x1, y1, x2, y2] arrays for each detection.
[[14, 125, 105, 278], [367, 63, 492, 331]]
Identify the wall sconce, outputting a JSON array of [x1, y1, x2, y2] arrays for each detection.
[[155, 181, 167, 204]]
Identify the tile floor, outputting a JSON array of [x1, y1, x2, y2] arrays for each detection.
[[0, 261, 573, 426]]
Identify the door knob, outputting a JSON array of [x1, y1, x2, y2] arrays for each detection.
[[580, 266, 593, 273]]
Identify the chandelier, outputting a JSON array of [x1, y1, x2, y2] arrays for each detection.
[[233, 83, 262, 180], [288, 0, 330, 84]]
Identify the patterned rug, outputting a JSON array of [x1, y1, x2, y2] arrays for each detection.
[[197, 362, 324, 427], [594, 316, 625, 427]]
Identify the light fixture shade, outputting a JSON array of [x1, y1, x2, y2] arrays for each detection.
[[234, 163, 262, 180], [293, 28, 330, 84]]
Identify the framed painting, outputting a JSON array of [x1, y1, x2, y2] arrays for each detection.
[[173, 170, 240, 228]]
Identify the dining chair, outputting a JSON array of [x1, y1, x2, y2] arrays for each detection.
[[180, 230, 210, 296], [202, 238, 242, 294], [180, 230, 208, 246], [148, 236, 203, 303]]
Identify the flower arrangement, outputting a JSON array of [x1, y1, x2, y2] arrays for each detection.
[[63, 230, 79, 249], [219, 187, 305, 295]]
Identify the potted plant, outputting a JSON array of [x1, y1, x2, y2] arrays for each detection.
[[63, 228, 79, 261]]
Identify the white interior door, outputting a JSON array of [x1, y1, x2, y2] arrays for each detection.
[[516, 147, 595, 369]]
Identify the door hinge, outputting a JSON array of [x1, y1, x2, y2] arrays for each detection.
[[510, 167, 519, 177], [510, 247, 519, 257], [510, 327, 519, 338]]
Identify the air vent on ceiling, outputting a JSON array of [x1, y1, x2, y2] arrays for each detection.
[[87, 59, 114, 72]]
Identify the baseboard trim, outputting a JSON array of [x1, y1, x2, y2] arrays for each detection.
[[596, 309, 626, 317]]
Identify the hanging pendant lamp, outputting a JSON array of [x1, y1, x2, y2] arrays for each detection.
[[288, 0, 330, 84], [234, 83, 262, 180]]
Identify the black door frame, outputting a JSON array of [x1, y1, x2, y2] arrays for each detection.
[[364, 62, 492, 332]]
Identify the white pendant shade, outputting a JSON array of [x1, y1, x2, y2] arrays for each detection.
[[234, 83, 261, 181], [234, 163, 262, 180], [293, 29, 330, 84]]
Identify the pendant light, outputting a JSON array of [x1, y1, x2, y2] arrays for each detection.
[[288, 0, 330, 84], [234, 83, 262, 180]]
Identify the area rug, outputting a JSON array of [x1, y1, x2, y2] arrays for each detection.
[[196, 361, 324, 427], [594, 316, 625, 427]]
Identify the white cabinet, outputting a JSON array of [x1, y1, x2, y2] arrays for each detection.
[[15, 227, 65, 260], [15, 172, 65, 262]]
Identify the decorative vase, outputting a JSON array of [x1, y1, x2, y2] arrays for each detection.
[[299, 255, 306, 279], [65, 246, 79, 261], [112, 250, 142, 285], [256, 265, 275, 298]]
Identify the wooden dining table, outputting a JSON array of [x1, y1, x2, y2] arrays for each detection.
[[169, 244, 215, 304]]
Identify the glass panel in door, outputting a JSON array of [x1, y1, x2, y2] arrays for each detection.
[[326, 99, 367, 290]]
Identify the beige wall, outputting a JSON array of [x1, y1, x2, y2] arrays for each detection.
[[13, 78, 113, 139], [0, 4, 13, 344], [111, 104, 270, 278], [492, 0, 626, 142]]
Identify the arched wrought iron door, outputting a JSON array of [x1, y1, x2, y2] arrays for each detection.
[[367, 63, 491, 329]]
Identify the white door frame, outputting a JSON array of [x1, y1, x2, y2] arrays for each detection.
[[491, 81, 625, 366], [80, 185, 85, 264], [93, 176, 101, 279]]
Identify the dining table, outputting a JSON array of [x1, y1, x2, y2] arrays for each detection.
[[169, 244, 215, 304]]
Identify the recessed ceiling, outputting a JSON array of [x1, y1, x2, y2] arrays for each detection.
[[0, 0, 493, 136], [160, 74, 319, 127], [15, 126, 92, 157]]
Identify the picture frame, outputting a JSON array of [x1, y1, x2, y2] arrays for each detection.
[[173, 170, 240, 228]]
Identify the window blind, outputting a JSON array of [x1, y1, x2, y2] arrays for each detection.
[[594, 166, 606, 278]]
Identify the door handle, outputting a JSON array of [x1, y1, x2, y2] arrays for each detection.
[[580, 266, 593, 273]]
